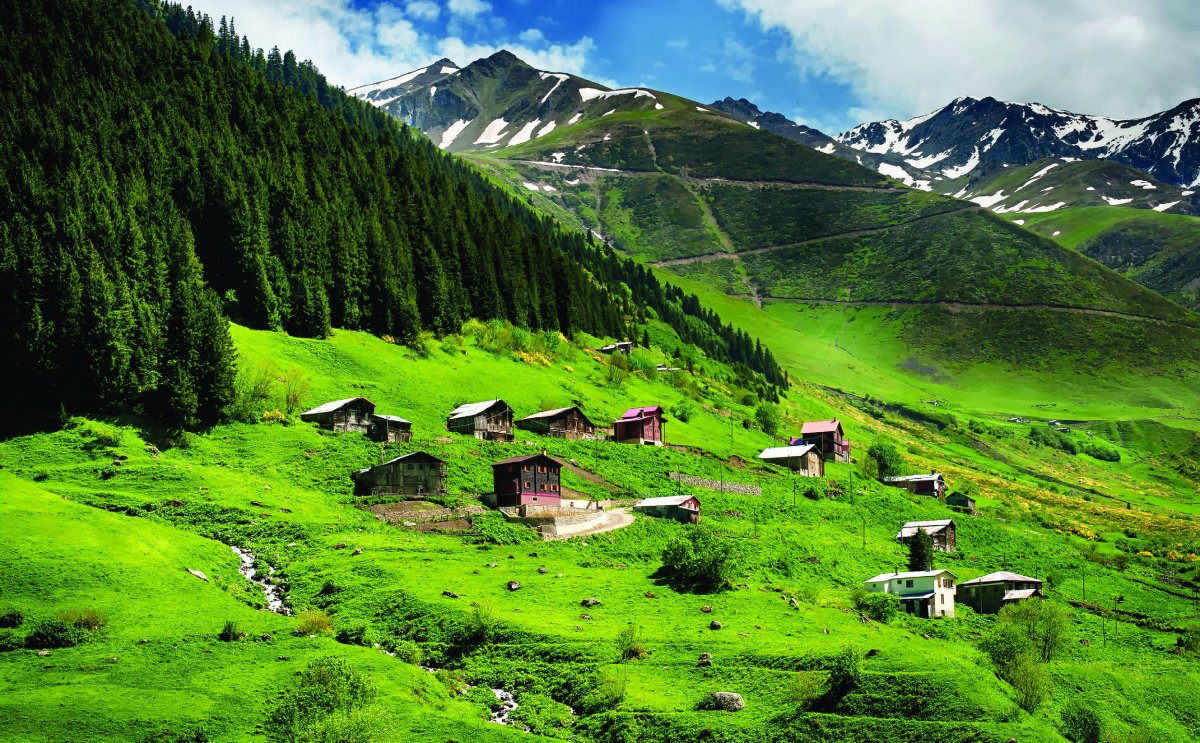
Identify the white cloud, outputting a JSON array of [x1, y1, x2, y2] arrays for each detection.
[[187, 0, 608, 89], [720, 0, 1200, 124], [518, 28, 545, 44], [447, 0, 490, 18], [404, 0, 440, 22], [723, 37, 756, 83], [666, 39, 689, 50]]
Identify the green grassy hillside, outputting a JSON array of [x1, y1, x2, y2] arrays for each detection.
[[3, 323, 1199, 741]]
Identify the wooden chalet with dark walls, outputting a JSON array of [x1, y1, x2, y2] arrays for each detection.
[[368, 414, 412, 443], [791, 418, 851, 462], [300, 397, 375, 433], [957, 572, 1044, 614], [352, 451, 447, 497], [492, 452, 563, 507], [515, 406, 596, 439], [613, 405, 665, 445], [896, 519, 956, 552], [884, 472, 948, 499], [446, 399, 514, 441]]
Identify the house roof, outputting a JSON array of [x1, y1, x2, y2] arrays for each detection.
[[620, 405, 662, 419], [372, 414, 411, 424], [448, 399, 508, 420], [884, 473, 945, 483], [897, 591, 936, 601], [865, 569, 957, 583], [960, 571, 1042, 586], [758, 444, 818, 461], [896, 519, 955, 539], [379, 451, 446, 467], [491, 452, 563, 468], [800, 419, 842, 435], [301, 397, 375, 416], [1003, 589, 1039, 601], [635, 495, 700, 509], [518, 406, 592, 423]]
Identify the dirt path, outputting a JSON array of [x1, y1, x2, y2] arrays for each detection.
[[546, 508, 635, 541], [651, 206, 977, 267]]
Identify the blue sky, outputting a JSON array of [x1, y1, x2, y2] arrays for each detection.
[[193, 0, 1200, 134]]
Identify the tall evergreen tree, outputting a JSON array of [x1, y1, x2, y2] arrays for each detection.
[[907, 528, 934, 572]]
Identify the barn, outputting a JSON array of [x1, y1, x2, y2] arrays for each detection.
[[613, 405, 666, 446], [447, 399, 514, 442], [757, 444, 825, 477], [368, 414, 412, 443], [634, 495, 701, 524], [884, 473, 947, 499], [515, 406, 596, 439], [492, 452, 563, 507], [946, 492, 977, 513], [896, 519, 956, 552], [300, 397, 375, 433], [351, 451, 447, 497], [791, 419, 851, 462]]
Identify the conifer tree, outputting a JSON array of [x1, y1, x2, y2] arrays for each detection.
[[908, 528, 934, 572]]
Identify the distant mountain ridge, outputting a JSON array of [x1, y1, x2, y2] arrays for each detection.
[[835, 95, 1200, 189]]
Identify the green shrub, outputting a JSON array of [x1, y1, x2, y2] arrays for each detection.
[[218, 620, 245, 642], [0, 630, 23, 652], [335, 623, 380, 648], [866, 441, 905, 481], [467, 512, 539, 545], [294, 609, 334, 637], [660, 526, 741, 592], [1060, 700, 1103, 743], [25, 619, 89, 649], [1009, 653, 1048, 712], [1081, 442, 1120, 462], [265, 656, 377, 742], [0, 610, 23, 628], [578, 667, 627, 714], [1177, 629, 1200, 652], [671, 399, 696, 423], [616, 624, 649, 661], [388, 639, 423, 665], [509, 692, 575, 738], [999, 599, 1068, 661], [1029, 426, 1079, 454], [979, 621, 1035, 678], [852, 590, 900, 623], [754, 403, 781, 437]]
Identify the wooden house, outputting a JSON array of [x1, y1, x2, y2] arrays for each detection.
[[515, 406, 596, 439], [896, 519, 956, 552], [368, 414, 411, 443], [613, 405, 665, 446], [957, 572, 1044, 614], [792, 419, 851, 462], [946, 492, 977, 513], [351, 451, 447, 497], [864, 569, 957, 618], [300, 397, 375, 433], [757, 444, 824, 477], [599, 341, 633, 355], [884, 472, 947, 499], [447, 399, 514, 442], [492, 452, 563, 508], [634, 495, 701, 524]]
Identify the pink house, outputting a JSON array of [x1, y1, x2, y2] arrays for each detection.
[[790, 418, 851, 462], [613, 405, 665, 446]]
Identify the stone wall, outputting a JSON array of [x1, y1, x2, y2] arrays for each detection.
[[668, 472, 762, 496]]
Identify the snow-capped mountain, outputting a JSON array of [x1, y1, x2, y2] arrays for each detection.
[[836, 96, 1200, 189], [348, 50, 670, 153]]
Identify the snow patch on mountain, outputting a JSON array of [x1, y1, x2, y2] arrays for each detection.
[[941, 147, 980, 178], [906, 149, 951, 169], [878, 163, 931, 190], [1152, 201, 1179, 211], [538, 72, 569, 105], [568, 112, 583, 125], [1102, 195, 1134, 206], [509, 119, 542, 146], [537, 120, 556, 137], [349, 67, 426, 99], [816, 143, 837, 154], [970, 191, 1008, 209], [1130, 179, 1156, 190], [475, 118, 510, 145], [440, 65, 458, 74], [439, 119, 471, 149], [579, 87, 656, 102]]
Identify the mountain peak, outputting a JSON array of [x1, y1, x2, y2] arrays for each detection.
[[482, 49, 528, 67]]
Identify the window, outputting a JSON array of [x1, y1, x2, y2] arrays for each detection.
[[538, 465, 546, 473], [532, 496, 538, 502], [906, 580, 913, 588], [939, 594, 944, 604], [524, 481, 531, 489]]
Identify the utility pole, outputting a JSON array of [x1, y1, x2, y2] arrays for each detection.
[[861, 514, 866, 549]]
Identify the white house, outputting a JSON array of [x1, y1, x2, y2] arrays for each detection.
[[863, 569, 958, 618]]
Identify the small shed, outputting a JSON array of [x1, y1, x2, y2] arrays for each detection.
[[613, 405, 666, 446], [352, 451, 447, 497], [599, 341, 633, 355], [492, 452, 563, 508], [792, 419, 851, 462], [300, 397, 375, 433], [957, 572, 1044, 614], [946, 492, 976, 513], [515, 406, 596, 439], [896, 519, 956, 552], [447, 399, 514, 442], [634, 495, 701, 524], [368, 414, 412, 443], [884, 472, 947, 499], [757, 444, 824, 477]]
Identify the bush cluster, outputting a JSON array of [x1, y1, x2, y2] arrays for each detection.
[[660, 527, 741, 592]]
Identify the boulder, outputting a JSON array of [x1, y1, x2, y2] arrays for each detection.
[[442, 591, 460, 599], [351, 548, 363, 556], [507, 581, 522, 591], [709, 691, 744, 711], [644, 592, 656, 599], [333, 542, 347, 550], [700, 605, 713, 614], [528, 551, 539, 557], [486, 562, 498, 568], [580, 613, 593, 620], [696, 658, 712, 667], [709, 620, 723, 630], [581, 597, 601, 607], [36, 650, 51, 657], [538, 566, 549, 574], [698, 652, 713, 660], [187, 569, 208, 582], [866, 648, 880, 658]]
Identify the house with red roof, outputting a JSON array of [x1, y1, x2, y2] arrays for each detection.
[[492, 452, 563, 507], [613, 405, 665, 446], [790, 418, 851, 462]]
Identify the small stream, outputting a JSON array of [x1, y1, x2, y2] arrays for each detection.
[[231, 546, 289, 614], [420, 665, 523, 729]]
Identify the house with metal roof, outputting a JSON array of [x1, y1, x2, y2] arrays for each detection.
[[896, 519, 956, 552], [447, 399, 514, 441], [884, 472, 947, 499], [757, 444, 824, 477], [790, 418, 851, 462], [368, 414, 411, 443], [515, 406, 595, 439], [864, 569, 958, 618], [492, 452, 563, 507], [613, 405, 665, 446], [957, 572, 1044, 614], [634, 495, 701, 524], [300, 397, 375, 433]]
